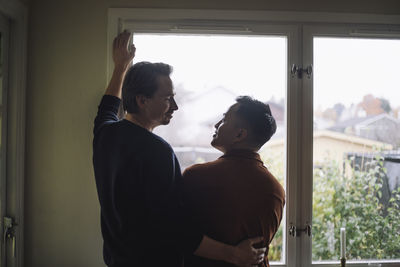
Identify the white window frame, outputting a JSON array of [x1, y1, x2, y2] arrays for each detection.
[[108, 8, 400, 267], [302, 24, 400, 267]]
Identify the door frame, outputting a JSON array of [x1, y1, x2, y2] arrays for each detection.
[[0, 12, 9, 267], [0, 1, 27, 267]]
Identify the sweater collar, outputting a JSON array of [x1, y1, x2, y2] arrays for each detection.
[[220, 149, 263, 164]]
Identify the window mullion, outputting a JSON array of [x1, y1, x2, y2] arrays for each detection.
[[285, 25, 302, 267], [299, 25, 315, 267]]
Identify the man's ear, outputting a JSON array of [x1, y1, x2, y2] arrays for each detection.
[[235, 128, 248, 142], [135, 95, 147, 110]]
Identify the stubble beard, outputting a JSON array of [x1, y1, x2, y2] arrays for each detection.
[[161, 116, 171, 125]]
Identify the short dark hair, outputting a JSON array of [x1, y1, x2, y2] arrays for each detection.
[[122, 61, 172, 113], [234, 96, 277, 148]]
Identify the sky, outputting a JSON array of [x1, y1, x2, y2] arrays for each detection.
[[314, 37, 400, 109], [132, 34, 287, 143], [133, 34, 400, 110], [132, 34, 286, 103], [131, 33, 400, 144]]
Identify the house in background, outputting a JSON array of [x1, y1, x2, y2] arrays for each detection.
[[264, 129, 393, 166], [329, 113, 400, 149]]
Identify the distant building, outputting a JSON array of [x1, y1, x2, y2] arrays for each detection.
[[264, 130, 392, 166], [328, 113, 400, 148]]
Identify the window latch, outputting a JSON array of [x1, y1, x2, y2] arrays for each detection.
[[291, 64, 313, 79], [289, 223, 312, 237]]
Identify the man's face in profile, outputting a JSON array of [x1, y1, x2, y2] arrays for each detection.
[[144, 75, 178, 128], [211, 104, 241, 153]]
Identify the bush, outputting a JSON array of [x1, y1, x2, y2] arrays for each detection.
[[312, 156, 400, 260]]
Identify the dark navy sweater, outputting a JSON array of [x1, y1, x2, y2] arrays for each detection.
[[93, 95, 202, 267]]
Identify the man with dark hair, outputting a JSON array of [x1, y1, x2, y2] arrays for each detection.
[[233, 96, 277, 148], [93, 31, 266, 267], [183, 96, 285, 267], [122, 61, 173, 114]]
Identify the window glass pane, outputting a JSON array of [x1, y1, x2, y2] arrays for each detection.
[[312, 37, 400, 262], [133, 33, 287, 263]]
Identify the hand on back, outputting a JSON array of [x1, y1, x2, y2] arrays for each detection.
[[233, 236, 266, 267]]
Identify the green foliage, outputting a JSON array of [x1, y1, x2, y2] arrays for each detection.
[[260, 147, 400, 262], [312, 156, 400, 260], [261, 149, 285, 262], [269, 226, 283, 261]]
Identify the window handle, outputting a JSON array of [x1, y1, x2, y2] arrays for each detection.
[[291, 64, 313, 79], [289, 223, 312, 237]]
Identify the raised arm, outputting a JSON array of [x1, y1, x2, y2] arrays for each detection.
[[93, 31, 135, 135], [105, 30, 136, 98]]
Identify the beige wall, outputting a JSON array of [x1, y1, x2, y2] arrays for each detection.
[[26, 1, 108, 266], [26, 0, 400, 266]]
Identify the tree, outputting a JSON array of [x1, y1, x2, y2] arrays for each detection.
[[261, 148, 400, 262], [379, 97, 392, 113], [358, 94, 385, 116]]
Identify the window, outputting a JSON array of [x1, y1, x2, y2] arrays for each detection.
[[133, 33, 288, 263], [312, 37, 400, 263], [109, 9, 400, 267]]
